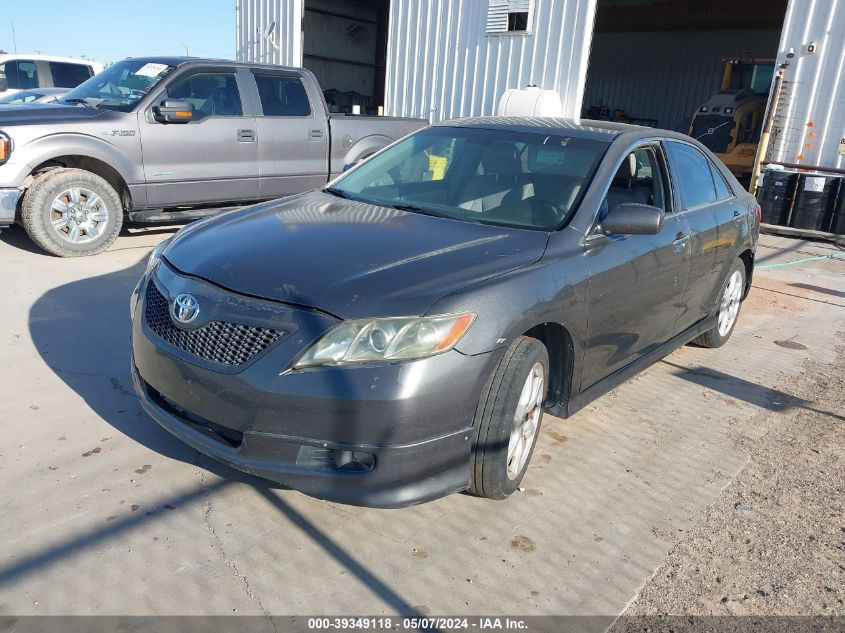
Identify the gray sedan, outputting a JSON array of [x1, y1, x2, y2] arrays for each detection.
[[131, 117, 759, 507]]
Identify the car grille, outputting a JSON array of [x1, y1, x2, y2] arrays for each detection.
[[145, 283, 285, 366]]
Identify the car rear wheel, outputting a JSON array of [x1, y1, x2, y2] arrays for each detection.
[[21, 168, 123, 257], [470, 336, 549, 500], [692, 258, 746, 348]]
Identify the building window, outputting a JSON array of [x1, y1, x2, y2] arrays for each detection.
[[486, 0, 534, 35]]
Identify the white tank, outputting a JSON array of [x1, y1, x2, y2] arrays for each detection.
[[497, 86, 563, 117]]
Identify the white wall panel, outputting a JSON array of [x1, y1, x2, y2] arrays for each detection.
[[770, 0, 845, 169], [384, 0, 598, 122], [236, 0, 303, 66]]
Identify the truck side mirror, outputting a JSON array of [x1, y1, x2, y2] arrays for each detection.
[[153, 99, 194, 124], [0, 75, 7, 92]]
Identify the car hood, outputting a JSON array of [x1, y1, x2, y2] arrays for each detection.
[[0, 103, 112, 125], [163, 191, 549, 319]]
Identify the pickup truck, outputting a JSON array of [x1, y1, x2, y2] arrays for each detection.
[[0, 57, 427, 257]]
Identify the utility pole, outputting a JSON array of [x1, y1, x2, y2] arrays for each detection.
[[749, 65, 787, 196]]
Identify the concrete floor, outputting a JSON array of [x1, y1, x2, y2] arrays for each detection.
[[0, 224, 843, 618]]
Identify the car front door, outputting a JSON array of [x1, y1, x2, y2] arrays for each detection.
[[139, 67, 259, 208], [251, 70, 328, 199], [581, 144, 691, 390], [664, 141, 739, 332]]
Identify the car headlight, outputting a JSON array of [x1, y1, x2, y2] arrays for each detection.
[[293, 313, 475, 369], [145, 239, 169, 276]]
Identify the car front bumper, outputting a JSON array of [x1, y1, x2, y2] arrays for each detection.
[[0, 188, 20, 225], [131, 262, 502, 507]]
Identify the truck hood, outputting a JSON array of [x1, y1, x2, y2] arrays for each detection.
[[163, 191, 549, 319], [0, 104, 112, 126]]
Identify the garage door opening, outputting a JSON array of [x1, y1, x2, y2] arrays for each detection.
[[583, 0, 788, 180], [302, 0, 389, 115]]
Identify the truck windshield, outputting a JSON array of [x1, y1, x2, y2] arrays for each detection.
[[60, 60, 175, 112], [329, 127, 608, 231]]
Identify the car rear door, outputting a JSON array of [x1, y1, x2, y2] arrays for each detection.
[[664, 141, 739, 332], [581, 143, 691, 390], [249, 69, 328, 199], [139, 66, 259, 207]]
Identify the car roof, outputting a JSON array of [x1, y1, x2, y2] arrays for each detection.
[[119, 57, 306, 73], [0, 54, 103, 67], [433, 116, 646, 141]]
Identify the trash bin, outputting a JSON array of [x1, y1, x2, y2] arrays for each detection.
[[832, 178, 845, 235], [790, 174, 839, 231], [756, 171, 797, 226]]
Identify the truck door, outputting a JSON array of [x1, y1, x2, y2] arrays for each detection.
[[249, 70, 329, 199], [139, 67, 259, 208]]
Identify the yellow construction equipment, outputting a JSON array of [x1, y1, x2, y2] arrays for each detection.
[[689, 57, 775, 184]]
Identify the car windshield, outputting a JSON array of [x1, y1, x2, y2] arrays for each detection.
[[330, 126, 608, 231], [60, 59, 175, 111]]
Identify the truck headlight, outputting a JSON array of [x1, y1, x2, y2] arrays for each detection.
[[293, 313, 475, 369], [0, 132, 12, 164]]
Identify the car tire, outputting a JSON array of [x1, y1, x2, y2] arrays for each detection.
[[469, 336, 549, 500], [22, 168, 123, 257], [692, 258, 746, 348]]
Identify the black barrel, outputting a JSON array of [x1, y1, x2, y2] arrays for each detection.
[[832, 178, 845, 235], [790, 175, 839, 231], [756, 171, 797, 226]]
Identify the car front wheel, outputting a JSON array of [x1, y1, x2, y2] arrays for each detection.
[[470, 336, 549, 499]]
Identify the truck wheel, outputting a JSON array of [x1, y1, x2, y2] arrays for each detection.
[[21, 168, 123, 257], [692, 258, 746, 348], [470, 336, 549, 500]]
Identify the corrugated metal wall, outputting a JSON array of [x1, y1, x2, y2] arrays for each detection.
[[236, 0, 302, 66], [383, 0, 598, 121], [769, 0, 845, 169], [582, 29, 782, 132]]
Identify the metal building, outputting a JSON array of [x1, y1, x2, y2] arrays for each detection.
[[236, 0, 845, 171]]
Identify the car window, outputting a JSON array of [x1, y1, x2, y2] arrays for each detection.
[[709, 161, 734, 200], [0, 61, 38, 90], [164, 73, 243, 119], [49, 62, 93, 88], [254, 75, 311, 116], [605, 146, 668, 215], [665, 141, 718, 209], [333, 127, 607, 231]]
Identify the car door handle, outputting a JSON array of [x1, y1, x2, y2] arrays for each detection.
[[237, 129, 256, 142], [308, 129, 324, 141]]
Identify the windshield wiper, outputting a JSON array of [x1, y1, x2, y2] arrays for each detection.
[[62, 97, 102, 108], [387, 202, 445, 218], [323, 187, 353, 200]]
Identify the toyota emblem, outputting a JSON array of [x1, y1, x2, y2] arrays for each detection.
[[173, 293, 200, 324]]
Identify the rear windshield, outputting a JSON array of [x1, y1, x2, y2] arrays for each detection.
[[331, 126, 608, 231]]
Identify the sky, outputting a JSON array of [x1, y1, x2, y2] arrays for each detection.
[[2, 0, 235, 65]]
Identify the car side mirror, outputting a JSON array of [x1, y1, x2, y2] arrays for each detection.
[[153, 99, 194, 124], [600, 202, 664, 235]]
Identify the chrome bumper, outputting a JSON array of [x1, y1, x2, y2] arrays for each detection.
[[0, 188, 20, 225]]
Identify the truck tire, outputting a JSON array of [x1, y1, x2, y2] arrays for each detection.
[[469, 336, 549, 500], [692, 258, 746, 348], [21, 168, 123, 257]]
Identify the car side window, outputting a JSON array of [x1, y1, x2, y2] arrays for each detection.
[[709, 161, 734, 201], [163, 73, 243, 120], [665, 142, 718, 209], [604, 146, 668, 216], [254, 74, 312, 116], [48, 62, 93, 88], [0, 60, 38, 90]]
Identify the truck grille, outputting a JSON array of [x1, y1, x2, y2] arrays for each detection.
[[145, 283, 285, 366]]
